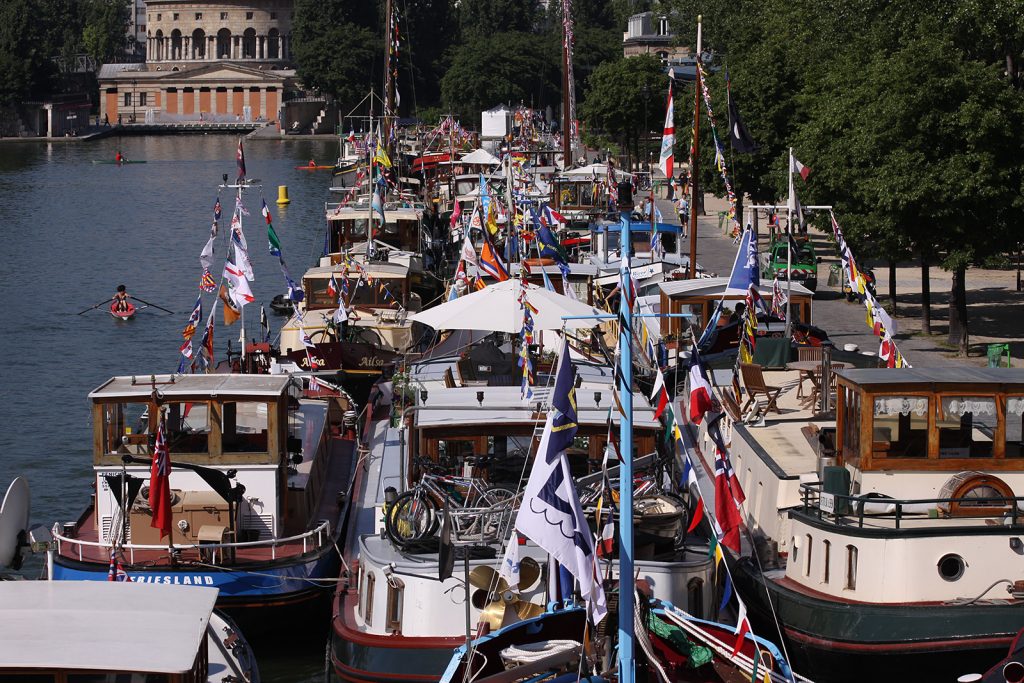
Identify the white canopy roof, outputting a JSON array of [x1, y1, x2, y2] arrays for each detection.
[[659, 276, 813, 299], [560, 163, 633, 181], [459, 148, 500, 166], [410, 279, 606, 333], [0, 582, 217, 674]]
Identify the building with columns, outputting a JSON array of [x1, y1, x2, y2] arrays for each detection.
[[98, 0, 299, 124]]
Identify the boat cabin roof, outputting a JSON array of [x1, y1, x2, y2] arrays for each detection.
[[304, 262, 410, 280], [0, 582, 216, 674], [659, 276, 814, 298], [838, 367, 1024, 387], [592, 220, 682, 235], [90, 373, 293, 400]]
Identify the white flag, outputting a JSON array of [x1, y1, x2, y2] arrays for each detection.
[[657, 83, 674, 180], [199, 236, 215, 271], [222, 260, 254, 308], [497, 530, 521, 593], [231, 224, 255, 282], [460, 233, 478, 266]]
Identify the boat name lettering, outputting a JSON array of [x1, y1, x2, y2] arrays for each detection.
[[358, 356, 385, 368], [132, 575, 215, 585], [819, 492, 836, 514]]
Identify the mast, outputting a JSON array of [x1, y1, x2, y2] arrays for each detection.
[[785, 146, 794, 337], [368, 116, 376, 257], [560, 0, 574, 169], [688, 17, 702, 279], [382, 0, 394, 147], [617, 249, 635, 683]]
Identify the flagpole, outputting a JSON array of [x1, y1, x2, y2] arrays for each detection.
[[687, 16, 702, 279], [617, 250, 635, 683], [785, 147, 793, 338]]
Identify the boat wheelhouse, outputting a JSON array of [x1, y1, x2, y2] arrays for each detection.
[[694, 366, 1024, 680], [588, 217, 700, 277], [331, 353, 715, 683], [51, 374, 357, 635], [0, 582, 259, 683]]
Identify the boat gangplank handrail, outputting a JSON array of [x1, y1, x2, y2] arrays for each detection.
[[52, 518, 332, 566], [798, 482, 1024, 530]]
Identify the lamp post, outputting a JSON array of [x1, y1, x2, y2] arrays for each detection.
[[131, 79, 137, 123]]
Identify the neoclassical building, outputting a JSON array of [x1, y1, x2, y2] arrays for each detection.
[[98, 1, 299, 124]]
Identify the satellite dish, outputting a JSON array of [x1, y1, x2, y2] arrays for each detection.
[[0, 477, 30, 569]]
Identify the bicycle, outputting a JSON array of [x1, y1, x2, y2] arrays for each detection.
[[384, 456, 518, 545]]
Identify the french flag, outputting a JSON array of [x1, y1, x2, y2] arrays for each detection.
[[731, 600, 751, 658], [791, 156, 811, 181], [650, 368, 669, 420], [688, 346, 714, 424], [541, 204, 566, 227]]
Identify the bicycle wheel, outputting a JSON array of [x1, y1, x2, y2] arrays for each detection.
[[481, 487, 517, 507], [385, 490, 439, 544]]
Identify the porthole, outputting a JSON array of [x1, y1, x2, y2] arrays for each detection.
[[938, 553, 966, 581]]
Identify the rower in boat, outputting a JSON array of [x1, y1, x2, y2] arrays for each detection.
[[112, 284, 130, 312], [115, 150, 124, 163]]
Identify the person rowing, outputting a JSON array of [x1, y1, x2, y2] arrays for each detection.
[[309, 160, 317, 167], [115, 150, 124, 163], [113, 284, 130, 312]]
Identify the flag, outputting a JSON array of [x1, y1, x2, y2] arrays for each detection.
[[514, 345, 607, 623], [199, 236, 215, 271], [533, 210, 568, 264], [150, 415, 173, 539], [478, 240, 510, 281], [222, 260, 255, 308], [450, 200, 462, 230], [213, 198, 222, 222], [438, 503, 454, 582], [460, 233, 478, 266], [541, 204, 566, 228], [199, 268, 216, 293], [727, 70, 759, 154], [732, 600, 751, 658], [724, 227, 760, 295], [327, 273, 339, 298], [789, 186, 806, 231], [373, 143, 392, 169], [371, 187, 386, 222], [235, 138, 246, 182], [791, 156, 811, 181], [107, 550, 132, 582], [688, 346, 714, 424], [596, 502, 615, 558], [346, 129, 356, 144], [497, 530, 521, 592], [650, 368, 669, 420], [260, 306, 270, 343], [268, 223, 282, 257], [182, 296, 202, 339], [231, 221, 255, 282], [658, 81, 674, 179], [219, 286, 241, 326]]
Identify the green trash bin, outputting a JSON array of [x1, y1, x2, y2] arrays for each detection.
[[987, 343, 1011, 368]]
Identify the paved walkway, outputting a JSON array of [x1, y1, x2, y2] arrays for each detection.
[[655, 193, 1024, 368]]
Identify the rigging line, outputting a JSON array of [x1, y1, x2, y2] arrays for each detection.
[[398, 0, 418, 116]]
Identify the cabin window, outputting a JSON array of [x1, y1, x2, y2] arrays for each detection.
[[939, 396, 996, 458], [306, 277, 344, 309], [161, 402, 211, 453], [841, 388, 861, 459], [349, 278, 402, 308], [822, 540, 831, 584], [872, 396, 929, 458], [102, 402, 150, 454], [1007, 397, 1024, 457], [803, 534, 813, 577], [687, 578, 704, 619], [356, 566, 365, 617], [364, 571, 375, 627], [220, 402, 269, 453], [386, 578, 404, 632], [845, 545, 858, 590]]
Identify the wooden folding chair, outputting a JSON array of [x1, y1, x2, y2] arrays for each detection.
[[795, 346, 823, 398], [740, 363, 783, 414]]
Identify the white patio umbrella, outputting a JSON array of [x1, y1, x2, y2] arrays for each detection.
[[410, 279, 606, 333]]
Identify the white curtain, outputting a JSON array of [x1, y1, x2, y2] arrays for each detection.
[[874, 396, 928, 416], [941, 397, 995, 419], [1008, 397, 1024, 417]]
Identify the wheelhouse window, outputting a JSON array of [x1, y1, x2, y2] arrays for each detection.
[[102, 402, 150, 454], [1006, 397, 1024, 457], [939, 396, 996, 458], [163, 402, 210, 453], [872, 396, 929, 457], [220, 402, 269, 453], [841, 386, 861, 460]]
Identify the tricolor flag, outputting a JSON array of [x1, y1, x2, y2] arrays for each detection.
[[649, 368, 669, 420], [199, 268, 216, 293], [107, 550, 132, 582], [268, 223, 282, 257], [657, 79, 674, 180], [235, 138, 246, 182], [261, 198, 272, 225], [182, 296, 202, 340], [150, 415, 173, 539], [688, 346, 714, 424], [791, 156, 811, 181], [327, 273, 339, 298], [478, 240, 510, 281], [346, 129, 356, 144]]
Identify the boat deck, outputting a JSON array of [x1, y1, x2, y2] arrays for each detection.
[[58, 437, 356, 568]]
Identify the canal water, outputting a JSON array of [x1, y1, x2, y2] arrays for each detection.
[[0, 133, 345, 681]]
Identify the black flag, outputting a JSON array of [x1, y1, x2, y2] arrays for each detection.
[[438, 499, 454, 581], [727, 73, 760, 154]]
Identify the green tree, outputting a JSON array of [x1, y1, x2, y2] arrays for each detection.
[[440, 32, 558, 122], [292, 0, 379, 108], [579, 54, 667, 169], [82, 0, 131, 64]]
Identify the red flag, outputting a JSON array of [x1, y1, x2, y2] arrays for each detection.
[[715, 449, 743, 552], [731, 601, 750, 657], [150, 416, 173, 539], [450, 200, 462, 229], [650, 369, 669, 420], [236, 138, 246, 182]]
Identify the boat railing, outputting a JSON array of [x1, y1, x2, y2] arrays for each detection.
[[798, 482, 1024, 530], [448, 500, 519, 546], [52, 518, 333, 566]]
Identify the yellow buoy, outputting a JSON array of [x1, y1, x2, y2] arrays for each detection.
[[276, 185, 290, 205]]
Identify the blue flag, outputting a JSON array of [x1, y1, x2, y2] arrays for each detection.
[[546, 344, 578, 461]]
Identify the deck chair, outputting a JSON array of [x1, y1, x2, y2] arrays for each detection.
[[795, 346, 823, 398], [443, 368, 456, 388], [740, 363, 782, 414]]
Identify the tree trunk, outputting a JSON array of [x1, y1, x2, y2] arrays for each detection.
[[920, 254, 931, 335], [947, 266, 969, 355], [888, 260, 897, 317]]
